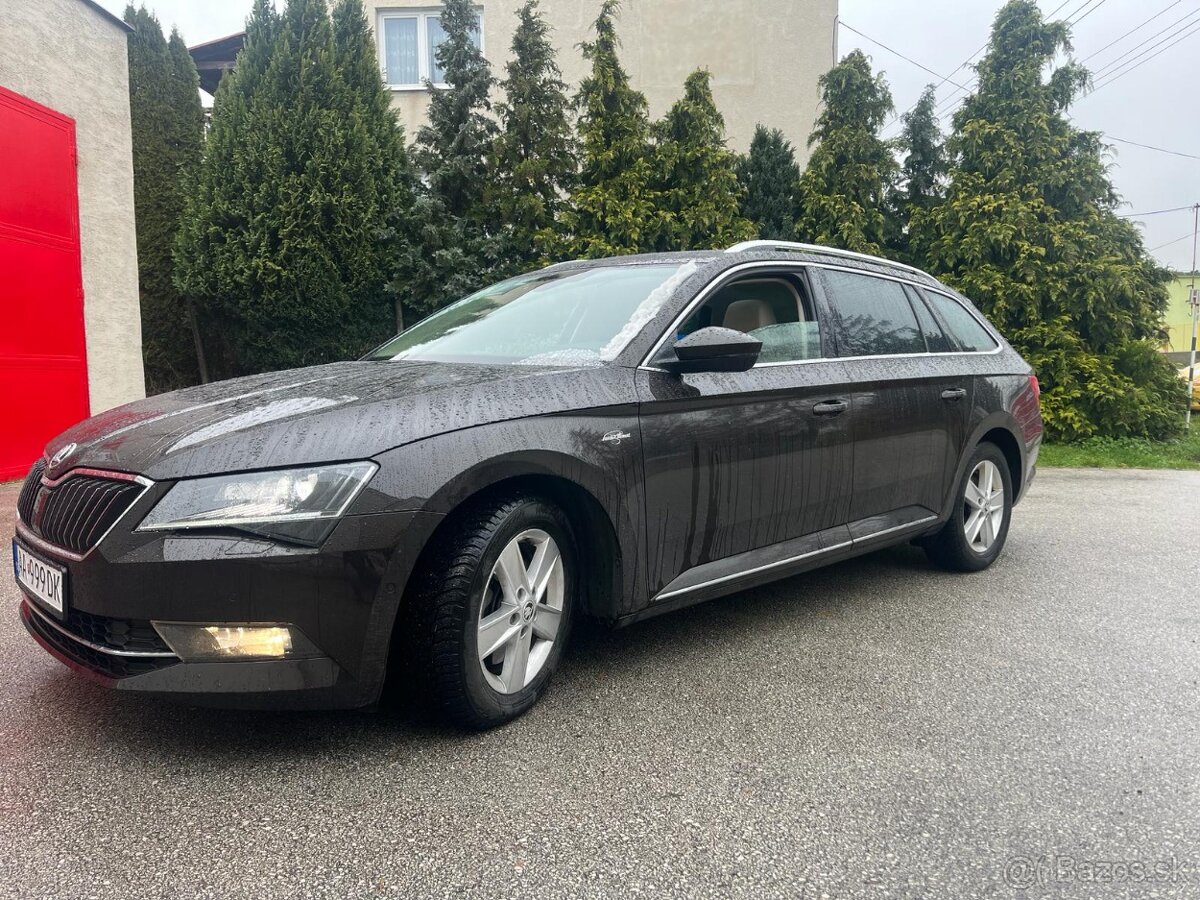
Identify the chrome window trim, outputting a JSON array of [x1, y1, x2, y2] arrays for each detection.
[[638, 259, 1003, 372], [22, 599, 179, 659]]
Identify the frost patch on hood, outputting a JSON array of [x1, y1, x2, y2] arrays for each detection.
[[598, 261, 699, 361], [167, 396, 354, 453], [515, 349, 603, 367]]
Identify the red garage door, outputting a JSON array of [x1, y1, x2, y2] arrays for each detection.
[[0, 86, 89, 482]]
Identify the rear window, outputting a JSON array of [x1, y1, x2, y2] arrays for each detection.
[[820, 270, 924, 357], [925, 292, 999, 352]]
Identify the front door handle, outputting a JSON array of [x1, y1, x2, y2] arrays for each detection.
[[941, 388, 967, 401], [812, 399, 849, 417]]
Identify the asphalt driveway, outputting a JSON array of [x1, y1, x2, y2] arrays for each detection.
[[1, 468, 1197, 899]]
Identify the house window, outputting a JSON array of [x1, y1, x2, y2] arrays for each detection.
[[378, 8, 483, 90]]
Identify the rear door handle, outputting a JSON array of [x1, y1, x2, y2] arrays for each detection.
[[812, 399, 849, 417], [941, 388, 967, 401]]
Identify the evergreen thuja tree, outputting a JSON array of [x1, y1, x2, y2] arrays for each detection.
[[391, 0, 501, 323], [494, 0, 577, 269], [652, 69, 754, 251], [415, 0, 496, 226], [795, 50, 899, 254], [332, 0, 415, 333], [559, 0, 662, 258], [175, 0, 410, 376], [921, 0, 1183, 440], [124, 7, 205, 392], [737, 125, 801, 240], [174, 0, 278, 379], [894, 85, 945, 265]]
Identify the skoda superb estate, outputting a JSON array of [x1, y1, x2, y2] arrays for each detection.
[[13, 241, 1042, 728]]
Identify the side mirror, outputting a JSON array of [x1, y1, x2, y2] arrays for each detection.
[[658, 326, 762, 375]]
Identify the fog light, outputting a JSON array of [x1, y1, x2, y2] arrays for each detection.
[[153, 622, 319, 661]]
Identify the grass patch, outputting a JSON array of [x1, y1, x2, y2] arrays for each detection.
[[1039, 432, 1200, 470]]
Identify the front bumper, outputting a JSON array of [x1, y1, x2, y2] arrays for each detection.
[[13, 502, 444, 709], [21, 599, 342, 708]]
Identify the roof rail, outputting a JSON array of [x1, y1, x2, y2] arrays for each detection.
[[724, 240, 928, 278]]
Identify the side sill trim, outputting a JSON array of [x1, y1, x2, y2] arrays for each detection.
[[852, 515, 939, 543], [654, 540, 853, 603], [652, 515, 938, 604]]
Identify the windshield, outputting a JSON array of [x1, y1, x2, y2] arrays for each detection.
[[366, 263, 696, 366]]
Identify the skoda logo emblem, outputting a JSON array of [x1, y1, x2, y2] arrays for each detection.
[[50, 443, 77, 469]]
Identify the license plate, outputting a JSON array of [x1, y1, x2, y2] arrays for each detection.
[[13, 540, 67, 618]]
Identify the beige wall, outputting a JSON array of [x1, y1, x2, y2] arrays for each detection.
[[0, 0, 145, 414], [369, 0, 838, 159]]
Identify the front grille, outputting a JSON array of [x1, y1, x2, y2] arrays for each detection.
[[20, 470, 144, 555], [66, 608, 172, 654], [16, 459, 45, 525], [21, 602, 178, 679]]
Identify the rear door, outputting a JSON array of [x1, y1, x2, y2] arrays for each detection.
[[815, 267, 969, 537], [637, 265, 856, 601]]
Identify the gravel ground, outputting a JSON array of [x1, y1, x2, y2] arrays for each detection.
[[1, 468, 1198, 899]]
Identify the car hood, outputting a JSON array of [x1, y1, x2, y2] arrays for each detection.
[[44, 360, 636, 481]]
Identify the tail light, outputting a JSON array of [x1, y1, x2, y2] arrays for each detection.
[[1029, 374, 1040, 402]]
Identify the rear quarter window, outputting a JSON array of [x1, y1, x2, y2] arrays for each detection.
[[906, 287, 953, 353], [925, 291, 999, 352]]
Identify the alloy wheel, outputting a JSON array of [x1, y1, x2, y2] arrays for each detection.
[[476, 529, 565, 694], [963, 459, 1005, 553]]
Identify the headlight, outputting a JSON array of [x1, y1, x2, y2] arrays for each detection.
[[137, 462, 377, 545]]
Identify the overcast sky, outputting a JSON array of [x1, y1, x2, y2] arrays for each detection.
[[97, 0, 1200, 272]]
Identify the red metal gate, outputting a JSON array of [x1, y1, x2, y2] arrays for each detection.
[[0, 85, 90, 482]]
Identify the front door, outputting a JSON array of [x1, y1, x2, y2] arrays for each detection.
[[637, 267, 856, 600]]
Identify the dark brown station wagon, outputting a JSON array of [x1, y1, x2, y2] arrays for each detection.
[[13, 240, 1043, 728]]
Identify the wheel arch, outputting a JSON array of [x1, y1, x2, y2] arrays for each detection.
[[421, 468, 624, 623], [941, 413, 1027, 520], [978, 426, 1023, 500], [376, 459, 627, 709]]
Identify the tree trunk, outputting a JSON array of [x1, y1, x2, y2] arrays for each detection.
[[186, 299, 210, 384], [394, 297, 405, 334]]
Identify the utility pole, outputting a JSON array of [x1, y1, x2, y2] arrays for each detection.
[[1188, 203, 1199, 430]]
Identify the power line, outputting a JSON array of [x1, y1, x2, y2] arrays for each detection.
[[1061, 0, 1102, 25], [881, 46, 986, 135], [1046, 0, 1081, 18], [1118, 205, 1199, 218], [1080, 0, 1185, 64], [1089, 19, 1200, 92], [1106, 136, 1200, 161], [836, 21, 971, 90], [1150, 231, 1199, 252], [923, 0, 1111, 126], [1088, 6, 1200, 80], [1069, 0, 1111, 27], [877, 0, 1181, 134]]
